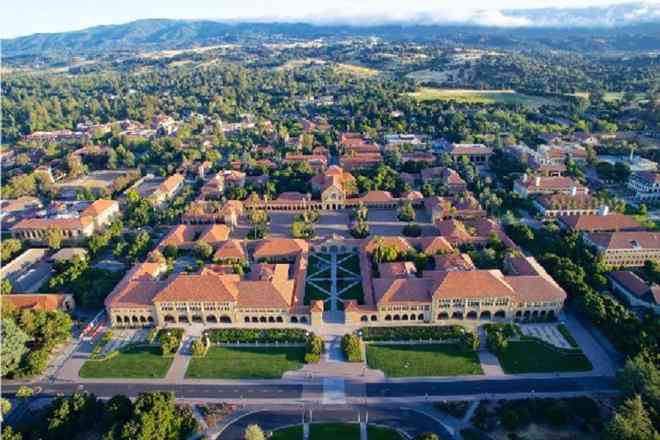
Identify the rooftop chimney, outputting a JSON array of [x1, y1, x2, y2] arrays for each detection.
[[535, 176, 541, 187], [570, 186, 577, 196]]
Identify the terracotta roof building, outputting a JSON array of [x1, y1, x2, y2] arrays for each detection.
[[584, 231, 660, 267], [558, 213, 642, 232], [609, 271, 660, 314], [10, 199, 119, 244], [534, 193, 607, 218], [3, 293, 75, 312], [513, 174, 588, 198]]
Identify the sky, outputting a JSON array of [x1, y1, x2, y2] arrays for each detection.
[[0, 0, 655, 38]]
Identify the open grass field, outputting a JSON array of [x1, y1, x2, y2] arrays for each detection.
[[270, 423, 401, 440], [407, 87, 557, 106], [79, 345, 173, 379], [496, 340, 593, 374], [366, 344, 483, 377], [335, 63, 379, 77], [276, 58, 327, 71], [185, 346, 305, 379]]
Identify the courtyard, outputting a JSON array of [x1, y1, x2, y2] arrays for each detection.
[[304, 251, 364, 312]]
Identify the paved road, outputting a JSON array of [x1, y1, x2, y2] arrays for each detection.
[[218, 405, 453, 440], [1, 376, 616, 400]]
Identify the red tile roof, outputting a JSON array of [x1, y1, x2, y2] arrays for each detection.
[[586, 231, 660, 250], [559, 214, 642, 232], [2, 294, 70, 311]]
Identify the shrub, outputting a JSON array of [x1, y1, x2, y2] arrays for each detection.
[[306, 335, 324, 356], [557, 324, 579, 348], [147, 328, 159, 344], [158, 329, 184, 356], [360, 325, 465, 342], [543, 401, 570, 427], [434, 401, 470, 418], [191, 339, 208, 357], [204, 328, 308, 344], [500, 409, 522, 431], [402, 223, 422, 237], [21, 348, 49, 376], [342, 334, 363, 362], [304, 353, 320, 364]]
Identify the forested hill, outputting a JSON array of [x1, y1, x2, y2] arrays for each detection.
[[3, 15, 660, 61]]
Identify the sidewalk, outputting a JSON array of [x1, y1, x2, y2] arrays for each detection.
[[166, 336, 194, 381]]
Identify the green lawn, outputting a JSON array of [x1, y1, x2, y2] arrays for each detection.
[[79, 345, 173, 379], [496, 340, 593, 374], [308, 254, 331, 274], [304, 280, 331, 304], [270, 423, 400, 440], [406, 87, 556, 107], [185, 346, 305, 379], [366, 344, 483, 377], [337, 280, 364, 304], [337, 254, 361, 274]]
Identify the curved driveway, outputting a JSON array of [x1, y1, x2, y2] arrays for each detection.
[[217, 405, 453, 440]]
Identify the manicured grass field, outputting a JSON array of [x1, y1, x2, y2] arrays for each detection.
[[185, 346, 306, 379], [307, 254, 331, 277], [496, 340, 593, 374], [304, 280, 331, 304], [337, 280, 364, 304], [406, 87, 556, 106], [270, 423, 401, 440], [79, 345, 173, 379], [366, 344, 483, 377], [337, 254, 361, 274]]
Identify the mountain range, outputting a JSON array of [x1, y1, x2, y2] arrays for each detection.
[[3, 2, 660, 59]]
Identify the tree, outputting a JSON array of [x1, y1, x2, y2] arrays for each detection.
[[162, 244, 178, 260], [159, 332, 181, 356], [46, 228, 64, 250], [195, 241, 213, 260], [618, 356, 660, 420], [415, 434, 439, 440], [1, 397, 12, 416], [119, 392, 197, 440], [341, 334, 363, 362], [350, 217, 370, 238], [67, 154, 86, 178], [2, 279, 13, 295], [248, 209, 269, 239], [1, 239, 22, 263], [244, 424, 265, 440], [605, 395, 658, 440], [103, 394, 133, 428], [306, 335, 324, 356], [16, 386, 34, 401], [291, 220, 313, 239], [398, 200, 415, 222], [1, 426, 22, 440], [1, 318, 29, 377]]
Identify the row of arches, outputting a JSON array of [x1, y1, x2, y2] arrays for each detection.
[[384, 313, 426, 322], [115, 315, 154, 326], [515, 310, 556, 319], [163, 314, 232, 324], [434, 310, 507, 320]]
